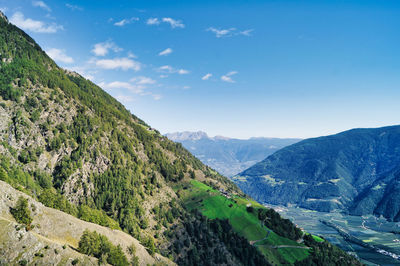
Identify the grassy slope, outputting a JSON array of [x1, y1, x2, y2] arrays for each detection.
[[0, 180, 174, 265], [182, 180, 310, 264]]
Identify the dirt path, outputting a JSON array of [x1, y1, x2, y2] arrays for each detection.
[[250, 221, 271, 245], [271, 245, 310, 249]]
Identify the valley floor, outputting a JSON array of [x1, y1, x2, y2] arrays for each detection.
[[266, 204, 400, 265]]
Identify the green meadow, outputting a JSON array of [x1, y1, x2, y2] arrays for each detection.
[[183, 180, 310, 264]]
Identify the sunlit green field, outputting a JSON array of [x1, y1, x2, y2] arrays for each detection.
[[183, 180, 310, 263]]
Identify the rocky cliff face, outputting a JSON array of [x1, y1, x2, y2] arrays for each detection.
[[235, 125, 400, 221]]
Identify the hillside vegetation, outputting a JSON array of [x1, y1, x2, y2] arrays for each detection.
[[0, 11, 361, 265], [236, 125, 400, 222], [0, 180, 171, 265]]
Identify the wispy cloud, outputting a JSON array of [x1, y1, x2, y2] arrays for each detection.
[[146, 17, 160, 25], [92, 41, 122, 56], [158, 48, 173, 56], [9, 12, 63, 33], [95, 58, 141, 71], [131, 76, 156, 85], [0, 7, 8, 13], [202, 73, 212, 80], [66, 65, 96, 81], [146, 17, 184, 28], [221, 71, 238, 83], [115, 94, 134, 103], [65, 3, 83, 11], [127, 51, 137, 58], [100, 76, 160, 100], [114, 17, 139, 27], [207, 27, 253, 38], [162, 17, 184, 28], [239, 29, 254, 36], [157, 65, 189, 75], [46, 48, 74, 64], [32, 1, 51, 12]]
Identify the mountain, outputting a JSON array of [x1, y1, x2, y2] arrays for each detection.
[[0, 180, 172, 265], [166, 131, 300, 177], [235, 125, 400, 221], [0, 11, 361, 265]]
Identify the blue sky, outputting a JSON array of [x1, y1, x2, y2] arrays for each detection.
[[1, 0, 400, 138]]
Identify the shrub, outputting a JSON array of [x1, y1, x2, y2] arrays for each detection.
[[78, 230, 128, 266], [10, 197, 32, 225], [19, 259, 28, 266]]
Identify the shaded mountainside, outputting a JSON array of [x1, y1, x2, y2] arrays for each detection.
[[166, 131, 300, 177], [235, 125, 400, 221], [0, 12, 361, 265]]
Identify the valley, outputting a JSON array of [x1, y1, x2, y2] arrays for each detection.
[[0, 10, 361, 265], [0, 1, 397, 265], [267, 204, 400, 265]]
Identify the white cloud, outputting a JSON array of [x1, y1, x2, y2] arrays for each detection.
[[66, 65, 96, 81], [183, 86, 191, 89], [146, 17, 160, 25], [146, 17, 184, 28], [158, 48, 173, 56], [101, 81, 138, 90], [127, 51, 137, 58], [207, 27, 236, 38], [115, 95, 134, 103], [162, 17, 184, 28], [10, 12, 63, 33], [92, 41, 122, 56], [239, 29, 254, 36], [0, 7, 8, 13], [207, 27, 253, 38], [46, 48, 74, 64], [158, 65, 173, 72], [95, 58, 141, 71], [202, 73, 212, 80], [131, 76, 156, 85], [114, 17, 139, 27], [157, 65, 189, 75], [177, 69, 189, 74], [32, 1, 51, 12], [65, 3, 83, 11], [100, 76, 160, 100], [221, 71, 238, 83]]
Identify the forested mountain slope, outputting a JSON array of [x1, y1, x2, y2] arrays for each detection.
[[235, 125, 400, 221], [0, 11, 360, 265], [166, 131, 300, 177], [0, 180, 172, 265]]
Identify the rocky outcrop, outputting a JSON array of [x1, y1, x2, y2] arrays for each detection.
[[0, 180, 174, 265]]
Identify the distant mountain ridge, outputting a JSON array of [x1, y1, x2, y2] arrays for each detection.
[[166, 131, 301, 177], [235, 125, 400, 221]]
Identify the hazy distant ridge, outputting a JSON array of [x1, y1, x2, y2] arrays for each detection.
[[166, 131, 301, 177]]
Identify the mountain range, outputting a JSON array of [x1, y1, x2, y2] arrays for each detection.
[[0, 11, 360, 265], [166, 131, 300, 177], [235, 125, 400, 221]]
